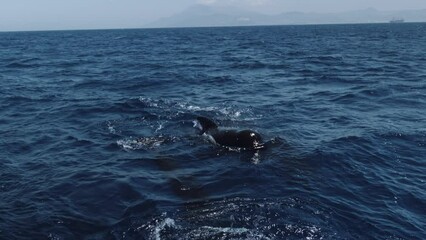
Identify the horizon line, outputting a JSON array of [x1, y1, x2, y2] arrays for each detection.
[[1, 21, 425, 33]]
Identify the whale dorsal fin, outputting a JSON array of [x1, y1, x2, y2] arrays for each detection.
[[196, 116, 218, 134]]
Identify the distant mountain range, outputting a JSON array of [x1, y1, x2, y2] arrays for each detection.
[[147, 5, 426, 28]]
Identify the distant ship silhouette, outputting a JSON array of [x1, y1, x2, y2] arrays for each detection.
[[389, 18, 405, 23]]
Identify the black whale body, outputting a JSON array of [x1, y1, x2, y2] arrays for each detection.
[[194, 116, 265, 150]]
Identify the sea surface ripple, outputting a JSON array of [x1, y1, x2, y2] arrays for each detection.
[[1, 23, 425, 239]]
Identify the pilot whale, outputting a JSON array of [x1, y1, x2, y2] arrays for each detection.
[[193, 116, 265, 150]]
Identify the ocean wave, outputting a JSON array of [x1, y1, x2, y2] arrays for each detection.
[[3, 58, 43, 68], [118, 197, 336, 240]]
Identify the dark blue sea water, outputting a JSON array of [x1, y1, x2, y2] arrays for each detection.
[[1, 23, 425, 239]]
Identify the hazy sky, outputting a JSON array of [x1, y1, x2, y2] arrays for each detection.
[[1, 0, 426, 31]]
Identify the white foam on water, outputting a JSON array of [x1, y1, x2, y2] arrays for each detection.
[[153, 218, 176, 240], [107, 121, 116, 134], [139, 96, 257, 121], [155, 122, 164, 133], [251, 151, 260, 164], [139, 97, 160, 107], [219, 108, 242, 118], [116, 137, 165, 151], [187, 226, 272, 240], [285, 224, 323, 240]]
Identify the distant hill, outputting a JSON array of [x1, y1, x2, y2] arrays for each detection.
[[146, 6, 426, 28]]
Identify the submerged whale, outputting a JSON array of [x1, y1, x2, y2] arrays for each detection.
[[193, 116, 265, 150]]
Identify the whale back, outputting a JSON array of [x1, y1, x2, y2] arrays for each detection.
[[237, 130, 263, 149], [212, 129, 264, 150]]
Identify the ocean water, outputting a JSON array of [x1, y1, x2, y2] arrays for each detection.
[[0, 23, 425, 239]]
